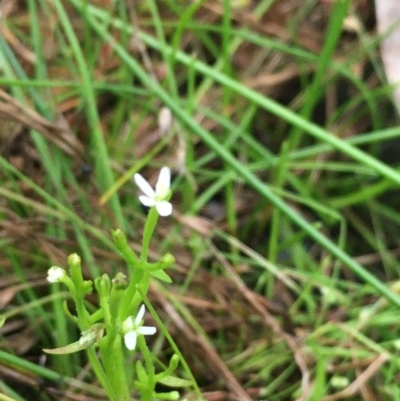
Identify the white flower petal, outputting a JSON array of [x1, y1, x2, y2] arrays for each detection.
[[155, 167, 171, 197], [156, 201, 173, 217], [47, 267, 64, 283], [137, 326, 156, 336], [135, 305, 146, 325], [122, 316, 134, 332], [138, 195, 156, 207], [124, 331, 138, 350], [134, 173, 156, 198]]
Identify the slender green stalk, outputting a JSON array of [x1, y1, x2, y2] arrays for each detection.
[[141, 208, 159, 261]]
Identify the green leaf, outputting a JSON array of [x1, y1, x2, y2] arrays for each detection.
[[43, 323, 104, 354], [0, 315, 5, 328], [43, 340, 88, 355], [150, 269, 172, 283]]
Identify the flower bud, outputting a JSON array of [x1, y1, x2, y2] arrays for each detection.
[[160, 253, 175, 268], [68, 253, 81, 268], [83, 280, 93, 295], [68, 253, 83, 283], [112, 272, 128, 290], [168, 354, 179, 371], [112, 229, 138, 265], [95, 274, 111, 297]]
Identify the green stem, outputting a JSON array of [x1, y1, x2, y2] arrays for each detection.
[[138, 335, 155, 401], [99, 298, 112, 327], [100, 335, 130, 401], [75, 297, 90, 330], [141, 207, 159, 261], [87, 347, 118, 401], [118, 269, 147, 322], [118, 207, 159, 321]]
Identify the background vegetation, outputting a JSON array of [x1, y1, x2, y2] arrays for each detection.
[[1, 0, 400, 400]]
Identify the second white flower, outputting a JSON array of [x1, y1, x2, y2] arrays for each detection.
[[122, 305, 157, 350]]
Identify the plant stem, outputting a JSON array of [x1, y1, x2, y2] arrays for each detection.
[[87, 347, 118, 401], [101, 335, 131, 401], [138, 336, 155, 401], [141, 207, 159, 261]]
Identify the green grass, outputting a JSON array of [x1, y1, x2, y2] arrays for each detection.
[[1, 0, 400, 400]]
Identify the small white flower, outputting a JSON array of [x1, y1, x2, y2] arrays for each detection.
[[122, 305, 156, 351], [134, 167, 173, 216], [47, 266, 65, 283]]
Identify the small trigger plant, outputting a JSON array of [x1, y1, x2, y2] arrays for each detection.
[[44, 167, 183, 401]]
